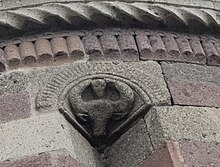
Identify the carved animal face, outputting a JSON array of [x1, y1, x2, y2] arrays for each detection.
[[69, 79, 135, 142]]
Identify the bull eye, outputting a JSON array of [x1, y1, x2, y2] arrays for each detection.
[[112, 112, 128, 121], [76, 113, 90, 122]]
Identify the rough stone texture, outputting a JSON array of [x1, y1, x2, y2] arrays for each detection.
[[34, 61, 170, 111], [145, 106, 220, 148], [66, 35, 85, 60], [19, 41, 37, 64], [0, 0, 219, 38], [35, 37, 53, 62], [0, 112, 102, 167], [0, 92, 31, 123], [82, 35, 103, 60], [179, 140, 220, 167], [137, 31, 206, 64], [0, 150, 86, 167], [139, 140, 220, 167], [167, 79, 220, 107], [118, 33, 139, 61], [100, 34, 120, 60], [103, 119, 153, 167], [1, 29, 220, 72], [0, 0, 216, 11], [0, 49, 6, 72], [0, 71, 28, 95], [162, 62, 220, 107], [4, 44, 21, 68], [0, 152, 53, 167], [139, 142, 183, 167], [51, 37, 69, 60]]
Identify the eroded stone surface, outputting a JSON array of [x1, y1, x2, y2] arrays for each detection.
[[32, 61, 170, 148], [0, 112, 102, 167], [0, 92, 31, 123], [0, 71, 28, 95], [162, 62, 220, 107], [139, 142, 183, 167], [35, 61, 170, 110], [103, 119, 153, 167], [145, 106, 220, 148], [0, 150, 86, 167]]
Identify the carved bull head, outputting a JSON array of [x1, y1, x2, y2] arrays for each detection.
[[69, 79, 134, 145]]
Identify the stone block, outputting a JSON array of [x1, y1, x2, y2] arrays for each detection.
[[0, 92, 31, 123], [161, 62, 220, 107], [161, 62, 220, 84], [0, 112, 102, 167], [139, 142, 182, 167], [178, 140, 220, 167], [32, 61, 170, 112], [0, 150, 85, 167], [0, 71, 28, 95], [140, 140, 220, 167], [145, 106, 220, 148], [167, 79, 220, 107], [103, 119, 153, 167]]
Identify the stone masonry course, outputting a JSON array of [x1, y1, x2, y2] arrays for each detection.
[[0, 29, 220, 73]]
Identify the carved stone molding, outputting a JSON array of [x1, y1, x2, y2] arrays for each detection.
[[35, 61, 170, 149], [1, 28, 220, 74], [0, 1, 219, 38]]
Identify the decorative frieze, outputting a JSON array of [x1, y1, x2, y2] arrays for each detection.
[[0, 29, 220, 73], [0, 1, 219, 36]]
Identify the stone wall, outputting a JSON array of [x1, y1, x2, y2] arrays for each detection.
[[0, 26, 220, 166]]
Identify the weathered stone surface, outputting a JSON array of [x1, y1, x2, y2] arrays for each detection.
[[0, 92, 31, 123], [0, 112, 102, 167], [162, 62, 220, 107], [167, 79, 220, 107], [0, 0, 218, 38], [68, 78, 137, 147], [51, 37, 69, 60], [179, 140, 220, 167], [103, 119, 153, 167], [145, 106, 220, 148], [31, 61, 170, 150], [4, 44, 21, 68], [0, 152, 53, 167], [136, 31, 206, 64], [82, 35, 103, 60], [66, 35, 85, 60], [34, 61, 170, 111], [0, 150, 86, 167], [0, 49, 6, 72], [100, 34, 120, 60], [35, 37, 53, 62], [19, 41, 37, 65], [0, 71, 28, 95], [161, 62, 220, 84], [118, 33, 138, 61], [139, 142, 183, 167]]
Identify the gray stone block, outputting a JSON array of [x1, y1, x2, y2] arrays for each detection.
[[0, 71, 28, 95], [31, 61, 170, 112], [145, 106, 220, 148], [0, 112, 102, 167], [161, 62, 220, 107], [103, 119, 153, 167], [161, 62, 220, 85]]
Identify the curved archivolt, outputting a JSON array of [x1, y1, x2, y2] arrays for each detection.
[[0, 1, 219, 32]]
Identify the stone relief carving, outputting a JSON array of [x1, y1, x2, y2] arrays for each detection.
[[35, 62, 170, 150], [58, 76, 151, 150], [69, 79, 134, 137]]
